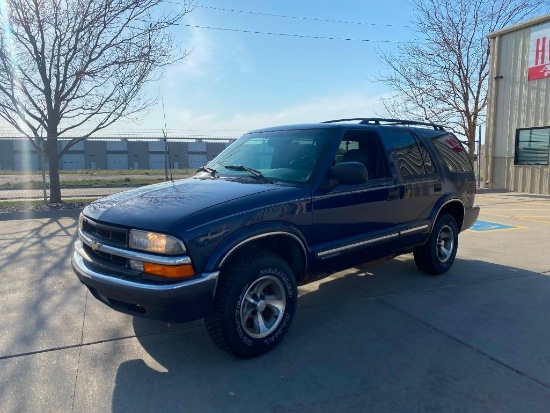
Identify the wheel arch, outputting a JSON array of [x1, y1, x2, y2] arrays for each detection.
[[431, 198, 465, 234], [207, 226, 309, 285]]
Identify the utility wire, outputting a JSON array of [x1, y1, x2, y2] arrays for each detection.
[[181, 24, 414, 43], [195, 4, 411, 28]]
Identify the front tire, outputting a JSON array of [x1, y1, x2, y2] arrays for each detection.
[[205, 251, 297, 358], [414, 213, 459, 275]]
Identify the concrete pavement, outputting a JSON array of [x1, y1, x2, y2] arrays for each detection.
[[1, 192, 550, 412]]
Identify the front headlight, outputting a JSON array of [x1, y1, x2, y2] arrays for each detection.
[[129, 229, 186, 255]]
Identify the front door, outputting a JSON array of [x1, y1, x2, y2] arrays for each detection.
[[310, 129, 399, 273]]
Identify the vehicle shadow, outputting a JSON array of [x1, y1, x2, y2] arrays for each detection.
[[111, 257, 549, 412]]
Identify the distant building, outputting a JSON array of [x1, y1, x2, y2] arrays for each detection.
[[485, 14, 550, 194], [0, 137, 235, 171]]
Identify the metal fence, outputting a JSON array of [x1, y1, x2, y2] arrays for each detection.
[[0, 135, 238, 202]]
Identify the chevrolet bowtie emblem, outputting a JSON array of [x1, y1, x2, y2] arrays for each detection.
[[90, 240, 101, 251]]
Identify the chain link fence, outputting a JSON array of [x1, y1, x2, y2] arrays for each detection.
[[0, 135, 237, 203]]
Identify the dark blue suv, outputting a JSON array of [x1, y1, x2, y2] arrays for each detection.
[[72, 118, 479, 357]]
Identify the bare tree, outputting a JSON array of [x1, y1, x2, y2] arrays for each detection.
[[377, 0, 547, 161], [0, 0, 193, 202]]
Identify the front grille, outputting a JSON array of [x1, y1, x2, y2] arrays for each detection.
[[82, 217, 128, 247], [82, 243, 129, 268], [80, 216, 131, 273]]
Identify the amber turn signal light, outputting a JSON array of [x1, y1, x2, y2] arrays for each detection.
[[142, 262, 195, 279]]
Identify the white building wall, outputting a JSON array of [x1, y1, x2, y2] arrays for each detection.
[[14, 153, 39, 171], [107, 154, 128, 170], [148, 153, 166, 170], [62, 154, 85, 170], [486, 14, 550, 194]]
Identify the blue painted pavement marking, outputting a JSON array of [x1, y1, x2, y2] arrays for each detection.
[[469, 220, 517, 232]]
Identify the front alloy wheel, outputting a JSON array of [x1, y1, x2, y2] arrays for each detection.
[[205, 251, 297, 358], [240, 276, 287, 338]]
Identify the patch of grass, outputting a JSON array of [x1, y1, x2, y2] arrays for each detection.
[[0, 198, 96, 207], [57, 169, 197, 176], [0, 177, 165, 189], [0, 168, 197, 176], [0, 199, 48, 207]]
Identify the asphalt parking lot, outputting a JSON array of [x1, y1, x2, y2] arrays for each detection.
[[1, 191, 550, 412]]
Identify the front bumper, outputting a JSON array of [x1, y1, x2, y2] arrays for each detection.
[[71, 241, 219, 323], [462, 205, 480, 231]]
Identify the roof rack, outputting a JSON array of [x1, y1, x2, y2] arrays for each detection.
[[322, 118, 446, 131]]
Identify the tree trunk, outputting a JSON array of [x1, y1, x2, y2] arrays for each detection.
[[45, 137, 62, 203], [467, 138, 476, 166]]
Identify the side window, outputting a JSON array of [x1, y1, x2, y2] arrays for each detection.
[[335, 131, 390, 180], [431, 134, 473, 172], [418, 141, 435, 174], [334, 140, 359, 164], [387, 130, 430, 178]]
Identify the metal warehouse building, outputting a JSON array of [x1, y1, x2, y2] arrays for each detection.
[[0, 137, 234, 171], [485, 14, 550, 194]]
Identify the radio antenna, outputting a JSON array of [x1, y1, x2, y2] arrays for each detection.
[[161, 97, 172, 182]]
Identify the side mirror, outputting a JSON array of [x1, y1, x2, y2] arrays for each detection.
[[331, 162, 368, 185]]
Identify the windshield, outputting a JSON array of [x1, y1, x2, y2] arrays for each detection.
[[205, 129, 332, 183]]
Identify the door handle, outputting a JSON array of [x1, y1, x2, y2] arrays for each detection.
[[434, 183, 442, 192]]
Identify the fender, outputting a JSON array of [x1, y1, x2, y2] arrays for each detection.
[[428, 195, 465, 235], [205, 222, 310, 273]]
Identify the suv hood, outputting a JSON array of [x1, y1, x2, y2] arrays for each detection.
[[83, 178, 280, 231]]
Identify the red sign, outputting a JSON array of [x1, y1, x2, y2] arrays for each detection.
[[529, 22, 550, 81]]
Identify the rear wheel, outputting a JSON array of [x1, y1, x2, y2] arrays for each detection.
[[414, 214, 459, 275], [205, 251, 297, 358]]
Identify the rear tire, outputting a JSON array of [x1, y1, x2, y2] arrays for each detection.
[[205, 251, 297, 358], [414, 214, 458, 275]]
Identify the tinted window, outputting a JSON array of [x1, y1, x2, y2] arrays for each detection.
[[387, 130, 427, 178], [418, 141, 435, 174], [335, 130, 390, 180], [207, 129, 332, 183], [431, 134, 473, 172], [515, 127, 550, 165]]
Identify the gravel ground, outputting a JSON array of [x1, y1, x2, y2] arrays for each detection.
[[0, 201, 88, 214]]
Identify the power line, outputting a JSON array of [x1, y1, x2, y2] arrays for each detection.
[[181, 24, 414, 43], [195, 5, 411, 28]]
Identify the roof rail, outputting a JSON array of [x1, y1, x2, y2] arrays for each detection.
[[322, 117, 446, 131]]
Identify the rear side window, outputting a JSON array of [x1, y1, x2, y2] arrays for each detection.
[[431, 134, 473, 172], [387, 130, 434, 178]]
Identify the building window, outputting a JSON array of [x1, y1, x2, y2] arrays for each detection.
[[515, 127, 550, 165]]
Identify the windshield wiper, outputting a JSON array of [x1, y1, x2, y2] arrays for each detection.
[[197, 166, 218, 178], [223, 165, 273, 183]]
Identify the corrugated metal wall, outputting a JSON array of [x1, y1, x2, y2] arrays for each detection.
[[486, 16, 550, 194], [0, 137, 236, 171]]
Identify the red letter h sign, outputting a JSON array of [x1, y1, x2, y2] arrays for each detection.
[[535, 37, 547, 66]]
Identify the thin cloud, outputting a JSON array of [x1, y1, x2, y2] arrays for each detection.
[[169, 92, 389, 132], [168, 23, 217, 80]]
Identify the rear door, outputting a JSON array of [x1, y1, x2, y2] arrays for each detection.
[[381, 128, 444, 246]]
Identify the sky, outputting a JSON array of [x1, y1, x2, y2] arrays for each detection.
[[111, 0, 417, 137]]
